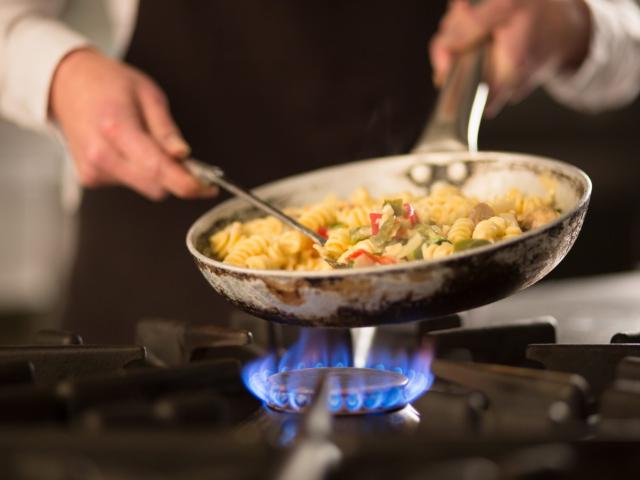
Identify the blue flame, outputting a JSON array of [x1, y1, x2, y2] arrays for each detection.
[[242, 330, 434, 414]]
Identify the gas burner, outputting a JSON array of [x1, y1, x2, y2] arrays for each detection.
[[4, 315, 640, 479], [266, 367, 408, 414], [242, 329, 434, 414]]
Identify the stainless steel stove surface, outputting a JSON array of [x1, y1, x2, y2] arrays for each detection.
[[1, 308, 640, 480]]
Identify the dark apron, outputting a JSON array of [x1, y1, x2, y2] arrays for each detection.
[[61, 0, 445, 342]]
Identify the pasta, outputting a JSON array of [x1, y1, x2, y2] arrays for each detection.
[[337, 206, 370, 228], [472, 216, 507, 242], [209, 221, 243, 258], [323, 228, 351, 259], [447, 218, 475, 244], [224, 235, 269, 266], [207, 183, 560, 271], [298, 204, 337, 232]]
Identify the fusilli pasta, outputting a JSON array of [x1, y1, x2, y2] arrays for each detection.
[[207, 181, 559, 270]]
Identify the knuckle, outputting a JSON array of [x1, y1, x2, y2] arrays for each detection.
[[84, 144, 108, 168], [142, 83, 168, 106], [143, 157, 163, 181], [497, 0, 516, 12], [98, 113, 120, 137], [78, 166, 101, 187]]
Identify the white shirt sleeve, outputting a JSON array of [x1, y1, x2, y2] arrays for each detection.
[[0, 1, 90, 132], [545, 0, 640, 112]]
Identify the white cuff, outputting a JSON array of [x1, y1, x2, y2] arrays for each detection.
[[0, 15, 89, 132], [544, 0, 640, 112]]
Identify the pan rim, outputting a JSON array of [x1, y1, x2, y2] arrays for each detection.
[[186, 150, 592, 278]]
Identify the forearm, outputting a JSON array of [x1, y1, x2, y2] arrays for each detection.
[[545, 0, 640, 112], [0, 0, 89, 131]]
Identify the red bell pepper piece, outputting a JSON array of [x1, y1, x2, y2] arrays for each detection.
[[369, 213, 383, 235], [346, 249, 369, 260], [403, 203, 418, 226], [376, 256, 397, 265], [346, 249, 397, 265], [317, 227, 328, 239]]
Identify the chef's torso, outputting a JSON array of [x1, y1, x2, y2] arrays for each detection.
[[62, 0, 445, 341]]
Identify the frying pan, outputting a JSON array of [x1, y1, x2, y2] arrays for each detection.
[[185, 49, 591, 328]]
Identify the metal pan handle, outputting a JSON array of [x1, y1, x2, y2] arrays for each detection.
[[412, 47, 488, 153]]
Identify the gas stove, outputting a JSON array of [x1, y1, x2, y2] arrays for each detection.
[[0, 310, 639, 480]]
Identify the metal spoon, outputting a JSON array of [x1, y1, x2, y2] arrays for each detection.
[[185, 160, 348, 269], [184, 158, 334, 247]]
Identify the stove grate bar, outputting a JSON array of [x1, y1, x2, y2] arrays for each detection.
[[526, 344, 640, 397], [428, 316, 556, 367]]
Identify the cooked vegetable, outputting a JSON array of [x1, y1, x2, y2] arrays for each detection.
[[403, 202, 418, 226], [369, 213, 382, 235], [317, 227, 328, 239], [347, 249, 397, 265], [349, 226, 372, 243], [397, 233, 425, 259], [453, 239, 491, 252], [383, 199, 404, 217], [407, 245, 424, 260], [371, 216, 396, 248], [470, 203, 495, 224]]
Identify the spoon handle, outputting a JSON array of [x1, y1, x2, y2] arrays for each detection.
[[184, 159, 327, 246]]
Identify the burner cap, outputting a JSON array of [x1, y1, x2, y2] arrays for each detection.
[[266, 367, 408, 414]]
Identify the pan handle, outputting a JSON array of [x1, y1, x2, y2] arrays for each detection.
[[412, 46, 488, 154]]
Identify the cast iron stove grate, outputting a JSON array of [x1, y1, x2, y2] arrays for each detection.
[[0, 315, 639, 479]]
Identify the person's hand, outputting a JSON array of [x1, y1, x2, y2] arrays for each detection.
[[430, 0, 592, 116], [50, 48, 216, 200]]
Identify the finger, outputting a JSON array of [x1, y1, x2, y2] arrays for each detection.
[[83, 139, 167, 199], [438, 0, 520, 51], [472, 0, 522, 29], [484, 60, 511, 117], [137, 85, 216, 198], [485, 15, 543, 116], [507, 50, 550, 105], [485, 84, 513, 118], [159, 157, 219, 199], [101, 114, 212, 199], [429, 37, 453, 87], [137, 84, 191, 158], [509, 75, 537, 105], [484, 40, 520, 117]]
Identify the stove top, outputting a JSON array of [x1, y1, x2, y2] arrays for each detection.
[[0, 314, 639, 480]]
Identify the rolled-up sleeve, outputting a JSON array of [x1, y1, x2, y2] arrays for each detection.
[[545, 0, 640, 112], [0, 1, 89, 131]]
